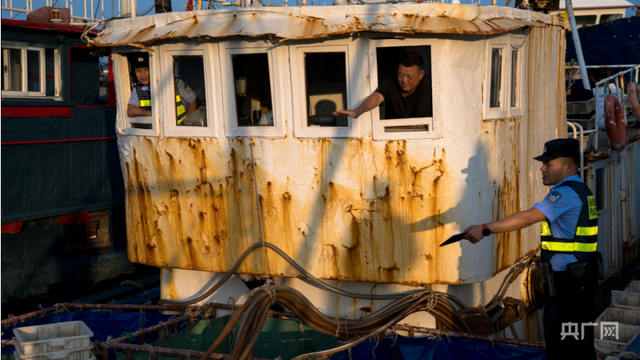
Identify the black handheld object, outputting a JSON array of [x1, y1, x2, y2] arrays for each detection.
[[543, 262, 556, 298], [439, 231, 469, 247]]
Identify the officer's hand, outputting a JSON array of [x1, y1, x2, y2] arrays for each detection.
[[463, 225, 485, 244]]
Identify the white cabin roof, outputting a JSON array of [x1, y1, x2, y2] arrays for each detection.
[[557, 0, 635, 10], [89, 4, 567, 48]]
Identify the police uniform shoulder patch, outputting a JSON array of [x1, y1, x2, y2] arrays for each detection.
[[547, 190, 563, 203]]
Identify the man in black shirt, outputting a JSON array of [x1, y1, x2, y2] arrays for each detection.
[[333, 52, 432, 119]]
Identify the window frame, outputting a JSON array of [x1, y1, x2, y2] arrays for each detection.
[[220, 41, 285, 138], [368, 38, 441, 141], [509, 42, 524, 117], [1, 42, 60, 99], [484, 39, 508, 119], [159, 43, 220, 138], [114, 48, 159, 137], [483, 34, 525, 120], [290, 41, 359, 138]]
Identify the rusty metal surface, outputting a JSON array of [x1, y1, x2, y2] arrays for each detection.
[[113, 23, 566, 286], [88, 4, 567, 48], [495, 297, 525, 332]]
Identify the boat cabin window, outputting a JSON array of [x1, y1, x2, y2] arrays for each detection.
[[232, 53, 274, 128], [368, 40, 439, 140], [510, 49, 519, 108], [600, 14, 622, 24], [2, 44, 59, 98], [291, 43, 357, 138], [170, 55, 207, 127], [117, 51, 156, 134], [304, 52, 348, 128], [222, 44, 283, 138], [484, 35, 524, 119], [574, 15, 597, 28], [161, 44, 217, 137], [509, 45, 523, 116], [490, 48, 503, 109]]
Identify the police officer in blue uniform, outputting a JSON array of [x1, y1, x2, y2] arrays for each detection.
[[463, 138, 600, 360], [127, 54, 199, 125]]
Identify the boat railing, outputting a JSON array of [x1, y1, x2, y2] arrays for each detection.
[[594, 64, 640, 129], [2, 0, 108, 24], [567, 121, 588, 179], [568, 64, 640, 156]]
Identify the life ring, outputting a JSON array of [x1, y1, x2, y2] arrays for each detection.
[[627, 81, 640, 122], [605, 94, 626, 150]]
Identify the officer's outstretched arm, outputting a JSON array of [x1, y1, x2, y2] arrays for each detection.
[[463, 208, 546, 244]]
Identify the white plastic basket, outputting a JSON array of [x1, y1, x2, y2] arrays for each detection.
[[594, 323, 640, 356], [567, 98, 595, 115], [14, 344, 94, 360], [13, 321, 93, 356], [612, 291, 640, 311], [597, 308, 640, 327], [567, 114, 596, 130], [624, 281, 640, 293]]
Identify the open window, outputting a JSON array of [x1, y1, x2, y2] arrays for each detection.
[[291, 43, 357, 138], [161, 44, 218, 137], [233, 54, 273, 127], [114, 50, 157, 136], [483, 35, 524, 120], [368, 39, 440, 140], [222, 43, 284, 138], [2, 43, 59, 98]]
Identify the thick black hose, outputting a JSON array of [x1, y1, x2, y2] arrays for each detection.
[[159, 242, 423, 306], [291, 292, 434, 360]]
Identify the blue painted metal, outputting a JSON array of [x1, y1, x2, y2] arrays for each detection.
[[1, 21, 131, 304], [566, 17, 640, 66]]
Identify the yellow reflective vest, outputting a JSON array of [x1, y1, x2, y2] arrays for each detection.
[[540, 181, 599, 263], [134, 79, 187, 124]]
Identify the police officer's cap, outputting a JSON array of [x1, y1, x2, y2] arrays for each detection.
[[534, 138, 580, 162], [130, 54, 149, 69]]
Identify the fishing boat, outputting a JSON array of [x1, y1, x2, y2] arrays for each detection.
[[551, 0, 636, 29], [3, 0, 640, 358], [1, 7, 134, 308]]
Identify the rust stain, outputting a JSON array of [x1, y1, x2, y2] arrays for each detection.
[[482, 118, 525, 275], [522, 311, 542, 342], [116, 25, 563, 286], [161, 270, 181, 301], [122, 135, 463, 284]]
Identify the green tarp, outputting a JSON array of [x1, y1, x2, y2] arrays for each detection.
[[116, 315, 341, 360]]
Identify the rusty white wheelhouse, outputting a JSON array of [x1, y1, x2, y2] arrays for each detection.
[[88, 3, 570, 340]]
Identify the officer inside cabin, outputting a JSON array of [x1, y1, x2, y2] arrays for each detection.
[[462, 138, 601, 360], [127, 54, 201, 125], [333, 52, 432, 120]]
